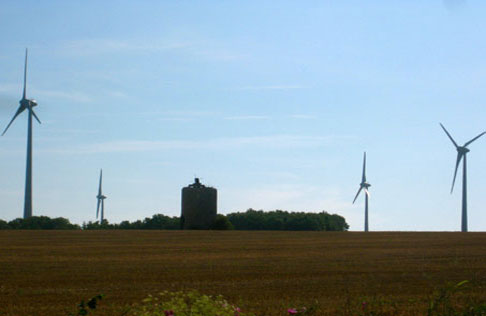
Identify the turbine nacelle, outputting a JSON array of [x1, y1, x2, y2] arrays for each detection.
[[361, 182, 371, 189], [353, 152, 371, 205], [96, 169, 107, 221], [440, 123, 486, 232], [353, 152, 371, 232], [2, 49, 40, 218], [21, 99, 37, 107], [440, 123, 485, 194]]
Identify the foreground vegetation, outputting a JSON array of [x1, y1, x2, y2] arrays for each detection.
[[1, 231, 486, 315], [75, 283, 486, 316]]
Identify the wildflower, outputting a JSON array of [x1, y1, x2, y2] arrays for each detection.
[[234, 306, 241, 316], [362, 301, 368, 310], [288, 308, 298, 315], [164, 310, 174, 316]]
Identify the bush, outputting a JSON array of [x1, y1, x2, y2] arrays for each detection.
[[130, 291, 252, 316], [210, 214, 234, 230]]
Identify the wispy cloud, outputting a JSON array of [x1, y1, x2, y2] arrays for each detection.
[[443, 0, 467, 11], [224, 115, 270, 120], [0, 95, 18, 113], [61, 38, 192, 56], [221, 184, 352, 215], [289, 114, 317, 120], [43, 128, 100, 135], [236, 85, 305, 91], [0, 83, 93, 104], [191, 48, 246, 61], [0, 83, 19, 94], [59, 38, 245, 62], [33, 89, 93, 103], [142, 110, 218, 122], [42, 134, 348, 155]]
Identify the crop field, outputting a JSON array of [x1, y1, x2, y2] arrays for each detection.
[[1, 231, 486, 315]]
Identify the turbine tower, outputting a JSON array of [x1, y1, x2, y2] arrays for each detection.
[[96, 169, 107, 223], [440, 123, 485, 232], [2, 49, 41, 219], [353, 152, 371, 232]]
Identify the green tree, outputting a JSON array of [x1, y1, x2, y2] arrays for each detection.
[[0, 219, 10, 229], [210, 214, 234, 230], [227, 209, 348, 231]]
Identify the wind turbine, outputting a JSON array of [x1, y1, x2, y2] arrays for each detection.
[[440, 123, 486, 232], [353, 152, 371, 232], [2, 49, 41, 219], [96, 169, 107, 223]]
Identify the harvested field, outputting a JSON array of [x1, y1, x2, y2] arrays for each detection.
[[1, 231, 485, 315]]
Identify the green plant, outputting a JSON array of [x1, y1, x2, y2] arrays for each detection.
[[68, 294, 103, 316], [427, 280, 486, 316], [130, 290, 252, 316]]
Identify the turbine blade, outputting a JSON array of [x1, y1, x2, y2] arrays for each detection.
[[464, 131, 486, 147], [98, 169, 103, 195], [451, 152, 463, 193], [23, 48, 28, 99], [440, 123, 459, 148], [2, 106, 26, 136], [96, 199, 101, 218], [364, 188, 370, 197], [362, 152, 367, 183], [31, 109, 41, 124], [353, 187, 363, 204]]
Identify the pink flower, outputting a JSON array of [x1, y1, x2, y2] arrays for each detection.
[[288, 308, 298, 315], [164, 310, 174, 316], [234, 306, 241, 316], [362, 301, 368, 310]]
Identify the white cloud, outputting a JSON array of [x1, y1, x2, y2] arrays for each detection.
[[224, 115, 270, 120], [0, 83, 93, 104], [220, 183, 353, 216], [142, 110, 219, 122], [236, 85, 305, 91], [289, 114, 317, 120], [33, 89, 93, 103], [61, 39, 192, 56], [0, 84, 19, 94], [59, 38, 245, 62], [41, 134, 347, 155]]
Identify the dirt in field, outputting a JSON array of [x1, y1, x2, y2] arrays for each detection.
[[0, 231, 485, 315]]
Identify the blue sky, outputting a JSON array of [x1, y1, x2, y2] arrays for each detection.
[[0, 0, 485, 231]]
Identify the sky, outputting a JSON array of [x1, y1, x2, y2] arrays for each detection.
[[0, 0, 485, 231]]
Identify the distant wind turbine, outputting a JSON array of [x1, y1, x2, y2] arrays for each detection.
[[440, 123, 486, 232], [2, 49, 41, 219], [96, 169, 107, 223], [353, 152, 371, 232]]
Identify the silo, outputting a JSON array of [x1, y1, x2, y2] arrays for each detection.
[[181, 178, 217, 229]]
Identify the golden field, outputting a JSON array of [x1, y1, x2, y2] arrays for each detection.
[[0, 230, 485, 315]]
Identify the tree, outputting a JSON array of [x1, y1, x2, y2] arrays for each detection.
[[0, 219, 10, 230], [226, 209, 349, 231], [7, 216, 79, 230], [210, 214, 234, 230]]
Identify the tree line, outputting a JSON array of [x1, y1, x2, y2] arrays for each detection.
[[0, 209, 348, 231], [227, 209, 348, 231]]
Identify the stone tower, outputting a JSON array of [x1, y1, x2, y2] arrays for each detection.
[[181, 178, 217, 229]]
